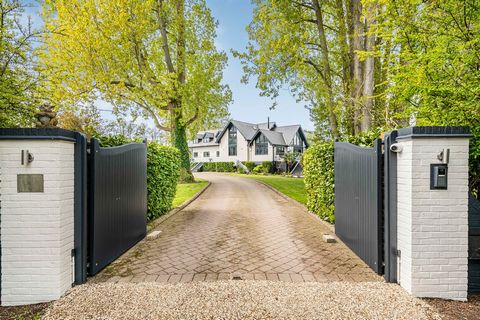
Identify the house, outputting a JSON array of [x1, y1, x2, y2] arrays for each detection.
[[188, 119, 309, 171]]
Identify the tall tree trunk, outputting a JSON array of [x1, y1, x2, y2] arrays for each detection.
[[312, 0, 339, 139], [361, 4, 375, 132], [172, 0, 194, 182], [335, 0, 354, 136], [350, 0, 364, 135]]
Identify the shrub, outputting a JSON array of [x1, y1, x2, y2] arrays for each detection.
[[302, 141, 335, 223], [252, 164, 263, 174], [261, 161, 273, 173], [146, 142, 180, 221], [243, 161, 256, 172], [201, 161, 235, 172]]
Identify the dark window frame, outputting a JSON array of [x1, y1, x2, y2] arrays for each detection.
[[203, 151, 210, 158], [193, 152, 198, 158], [255, 134, 268, 155], [228, 125, 237, 156]]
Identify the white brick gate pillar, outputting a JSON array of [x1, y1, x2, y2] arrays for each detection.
[[0, 129, 79, 306], [395, 127, 471, 301]]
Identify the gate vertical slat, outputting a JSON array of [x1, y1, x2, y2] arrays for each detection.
[[88, 139, 147, 275], [334, 139, 383, 273]]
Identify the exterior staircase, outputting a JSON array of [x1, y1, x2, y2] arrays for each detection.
[[191, 162, 204, 172]]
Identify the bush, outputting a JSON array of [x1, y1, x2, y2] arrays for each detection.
[[252, 164, 263, 174], [243, 161, 256, 172], [302, 141, 335, 223], [97, 135, 180, 221], [147, 142, 180, 221], [201, 161, 235, 172], [261, 161, 273, 173]]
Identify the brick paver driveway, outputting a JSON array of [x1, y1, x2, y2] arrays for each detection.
[[94, 173, 380, 284]]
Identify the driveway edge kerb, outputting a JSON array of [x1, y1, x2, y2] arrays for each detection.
[[147, 181, 211, 232], [247, 177, 335, 234]]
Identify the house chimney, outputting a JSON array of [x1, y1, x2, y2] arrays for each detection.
[[267, 117, 270, 129]]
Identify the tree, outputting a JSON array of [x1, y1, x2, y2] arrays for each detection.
[[0, 0, 40, 127], [41, 0, 231, 180], [236, 0, 379, 139], [282, 150, 299, 174]]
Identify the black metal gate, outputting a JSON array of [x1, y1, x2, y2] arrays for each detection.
[[334, 139, 383, 273], [87, 139, 147, 275], [469, 194, 480, 294]]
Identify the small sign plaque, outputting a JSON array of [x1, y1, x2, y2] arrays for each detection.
[[17, 174, 44, 193]]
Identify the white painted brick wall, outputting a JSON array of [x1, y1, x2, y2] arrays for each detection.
[[0, 140, 75, 306], [396, 137, 469, 301]]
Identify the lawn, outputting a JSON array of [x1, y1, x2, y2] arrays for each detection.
[[172, 179, 209, 208], [232, 174, 306, 205]]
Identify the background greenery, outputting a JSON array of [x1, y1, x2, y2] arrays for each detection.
[[200, 161, 235, 172]]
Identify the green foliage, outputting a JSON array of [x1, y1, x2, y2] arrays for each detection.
[[243, 161, 256, 172], [252, 164, 263, 174], [282, 150, 299, 173], [97, 135, 180, 221], [96, 134, 138, 147], [146, 142, 180, 221], [0, 1, 39, 128], [41, 0, 231, 177], [302, 142, 335, 223], [346, 127, 383, 147], [261, 161, 273, 173], [201, 162, 235, 172]]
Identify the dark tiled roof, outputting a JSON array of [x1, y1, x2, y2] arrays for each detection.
[[251, 129, 287, 146], [273, 125, 301, 145]]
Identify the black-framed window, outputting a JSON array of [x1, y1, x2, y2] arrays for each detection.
[[228, 126, 237, 156], [193, 152, 198, 158], [203, 151, 210, 157], [291, 132, 304, 153], [276, 146, 285, 156], [216, 151, 220, 157], [255, 134, 268, 155]]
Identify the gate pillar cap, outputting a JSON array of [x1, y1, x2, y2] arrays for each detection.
[[397, 126, 471, 140]]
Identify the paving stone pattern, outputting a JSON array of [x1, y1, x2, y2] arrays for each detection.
[[93, 173, 380, 284]]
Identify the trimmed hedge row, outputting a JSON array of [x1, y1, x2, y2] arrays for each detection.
[[97, 135, 180, 221], [302, 142, 335, 223], [146, 142, 180, 221], [201, 161, 235, 172]]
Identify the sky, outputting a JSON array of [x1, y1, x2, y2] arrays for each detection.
[[22, 0, 313, 131]]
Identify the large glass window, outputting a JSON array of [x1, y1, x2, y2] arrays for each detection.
[[255, 134, 268, 155], [193, 152, 198, 158], [228, 126, 237, 156], [291, 132, 304, 153], [203, 151, 210, 158]]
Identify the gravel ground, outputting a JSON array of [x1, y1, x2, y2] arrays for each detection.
[[43, 281, 441, 320]]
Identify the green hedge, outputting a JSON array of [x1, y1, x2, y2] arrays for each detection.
[[243, 161, 256, 172], [201, 161, 235, 172], [97, 135, 180, 221], [146, 142, 180, 221], [302, 141, 335, 223]]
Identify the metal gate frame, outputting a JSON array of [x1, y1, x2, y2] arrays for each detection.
[[87, 139, 147, 275], [334, 139, 383, 273]]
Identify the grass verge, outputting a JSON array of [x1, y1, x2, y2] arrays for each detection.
[[231, 174, 306, 205], [172, 178, 209, 208]]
